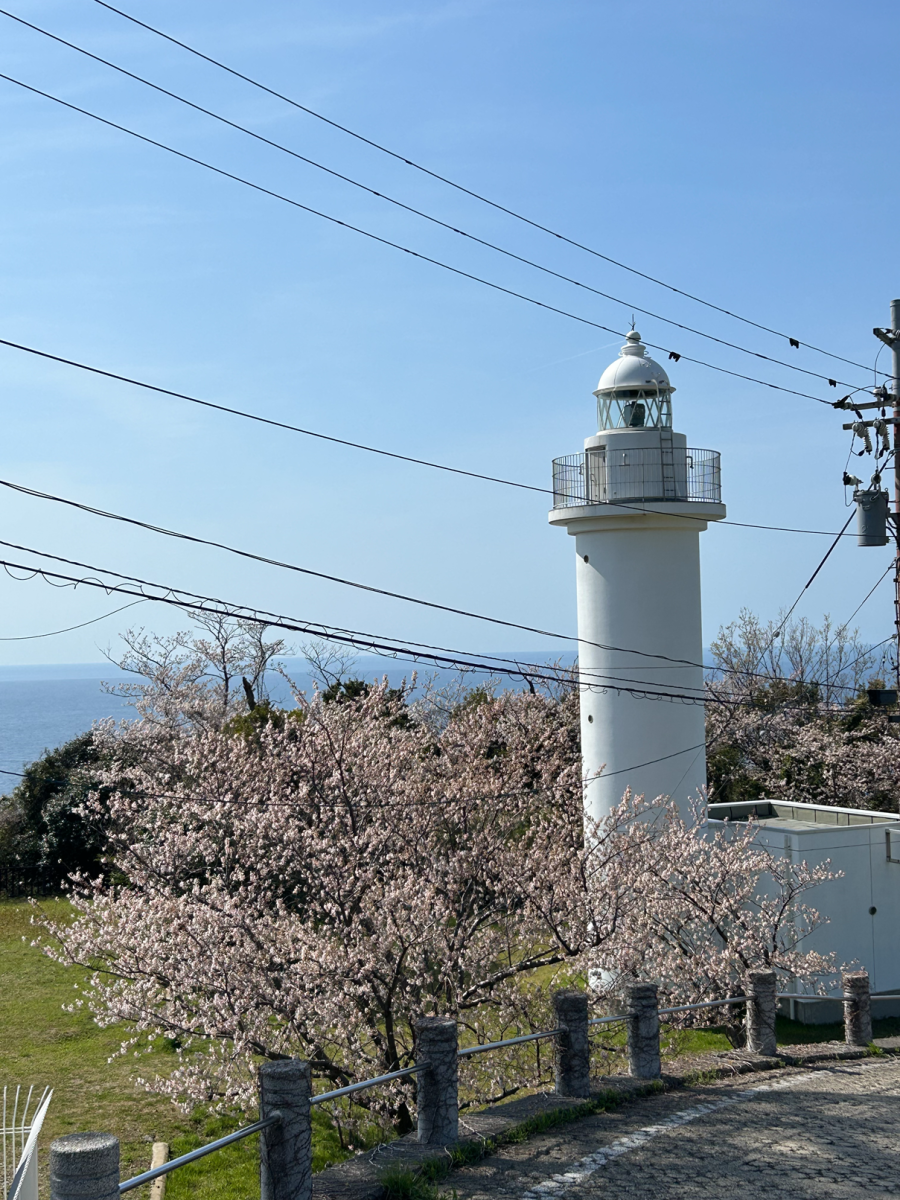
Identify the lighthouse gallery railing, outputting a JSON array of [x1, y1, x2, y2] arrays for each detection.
[[552, 446, 721, 508]]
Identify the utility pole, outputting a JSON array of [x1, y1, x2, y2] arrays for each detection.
[[866, 302, 900, 688], [891, 299, 900, 690]]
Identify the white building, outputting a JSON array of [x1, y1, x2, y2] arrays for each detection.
[[709, 798, 900, 1019], [549, 331, 725, 822]]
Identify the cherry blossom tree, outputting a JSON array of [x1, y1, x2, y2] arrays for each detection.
[[706, 609, 900, 812], [594, 796, 835, 1045], [39, 664, 834, 1131], [104, 613, 288, 733]]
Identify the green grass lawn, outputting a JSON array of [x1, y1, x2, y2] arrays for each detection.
[[0, 899, 348, 1199], [4, 897, 895, 1199]]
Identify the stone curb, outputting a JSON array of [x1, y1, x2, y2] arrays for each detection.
[[312, 1037, 900, 1200]]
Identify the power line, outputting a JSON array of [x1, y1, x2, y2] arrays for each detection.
[[0, 598, 145, 640], [0, 552, 728, 706], [597, 742, 708, 780], [714, 510, 855, 692], [775, 511, 855, 636], [0, 478, 866, 693], [704, 516, 897, 810], [0, 68, 837, 407], [0, 532, 697, 692], [705, 511, 866, 778], [90, 0, 887, 383], [0, 475, 695, 663], [0, 334, 874, 539], [842, 563, 894, 628], [0, 8, 867, 394], [0, 336, 547, 496], [2, 548, 865, 714], [0, 518, 868, 701], [842, 635, 894, 675], [0, 534, 705, 700]]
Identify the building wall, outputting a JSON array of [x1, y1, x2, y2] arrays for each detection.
[[709, 806, 900, 1023]]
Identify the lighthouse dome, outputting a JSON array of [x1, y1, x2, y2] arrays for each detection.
[[596, 330, 672, 394], [593, 330, 673, 431]]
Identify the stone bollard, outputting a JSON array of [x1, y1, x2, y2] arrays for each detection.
[[625, 983, 661, 1080], [259, 1059, 312, 1200], [50, 1133, 120, 1200], [415, 1016, 458, 1144], [552, 989, 591, 1097], [842, 970, 873, 1047], [745, 971, 777, 1056]]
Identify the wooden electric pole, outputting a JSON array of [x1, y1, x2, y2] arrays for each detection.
[[891, 299, 900, 690]]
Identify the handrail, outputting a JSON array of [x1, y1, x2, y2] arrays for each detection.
[[778, 992, 900, 1001], [658, 996, 747, 1016], [311, 1065, 423, 1105], [118, 1116, 280, 1193], [589, 995, 748, 1026], [458, 1029, 562, 1057], [117, 983, 897, 1195]]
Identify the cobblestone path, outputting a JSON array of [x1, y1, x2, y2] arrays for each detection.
[[451, 1057, 900, 1199]]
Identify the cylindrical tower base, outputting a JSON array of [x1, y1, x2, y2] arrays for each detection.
[[550, 500, 725, 825]]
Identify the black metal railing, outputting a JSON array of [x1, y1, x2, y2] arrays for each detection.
[[0, 865, 58, 900], [552, 446, 721, 508]]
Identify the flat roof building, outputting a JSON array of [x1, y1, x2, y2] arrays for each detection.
[[709, 799, 900, 1023]]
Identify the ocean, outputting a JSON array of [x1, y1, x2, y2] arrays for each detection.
[[0, 670, 133, 783], [0, 655, 575, 786]]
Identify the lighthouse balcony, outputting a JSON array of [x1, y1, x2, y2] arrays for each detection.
[[552, 446, 721, 508]]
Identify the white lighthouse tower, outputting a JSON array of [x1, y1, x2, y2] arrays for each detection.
[[549, 331, 726, 823]]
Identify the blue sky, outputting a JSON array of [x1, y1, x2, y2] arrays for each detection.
[[0, 0, 897, 669]]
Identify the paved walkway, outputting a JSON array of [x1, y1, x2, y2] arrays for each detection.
[[450, 1057, 900, 1199]]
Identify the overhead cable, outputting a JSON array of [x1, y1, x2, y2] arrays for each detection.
[[597, 742, 708, 779], [0, 487, 867, 697], [0, 68, 836, 406], [0, 336, 546, 495], [0, 481, 715, 677], [0, 334, 872, 539], [841, 564, 895, 629], [0, 552, 728, 706], [0, 8, 866, 393], [1, 548, 867, 710], [0, 598, 145, 640], [773, 511, 855, 637], [90, 0, 886, 381]]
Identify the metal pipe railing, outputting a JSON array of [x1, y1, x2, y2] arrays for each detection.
[[311, 1065, 423, 1104], [589, 994, 748, 1025], [778, 992, 900, 1001], [458, 1029, 562, 1057], [119, 1115, 280, 1193], [659, 996, 747, 1016], [70, 971, 890, 1200]]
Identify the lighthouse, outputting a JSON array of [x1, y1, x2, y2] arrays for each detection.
[[549, 331, 725, 823]]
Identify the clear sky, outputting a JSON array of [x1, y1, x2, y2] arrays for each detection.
[[0, 0, 897, 670]]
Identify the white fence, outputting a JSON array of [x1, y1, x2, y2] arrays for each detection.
[[3, 1087, 52, 1200]]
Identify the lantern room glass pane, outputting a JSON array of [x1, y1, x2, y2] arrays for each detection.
[[596, 389, 672, 432]]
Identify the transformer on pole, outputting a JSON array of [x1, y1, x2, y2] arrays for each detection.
[[835, 302, 900, 686]]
